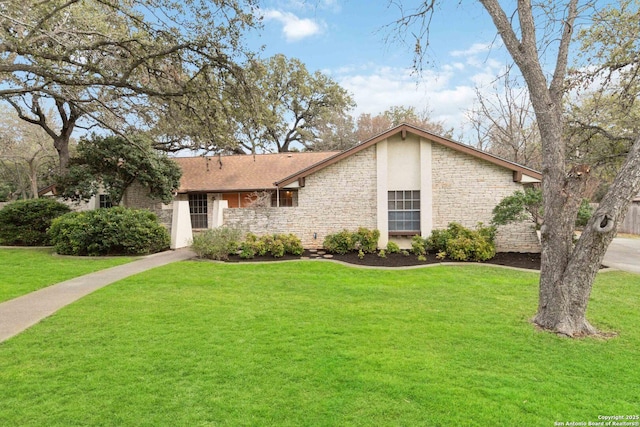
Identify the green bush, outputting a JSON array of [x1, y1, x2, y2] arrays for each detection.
[[240, 233, 304, 258], [385, 241, 401, 254], [323, 228, 379, 254], [411, 235, 427, 257], [426, 222, 496, 262], [323, 230, 354, 254], [48, 207, 170, 256], [353, 227, 380, 253], [191, 227, 242, 260], [0, 198, 71, 246]]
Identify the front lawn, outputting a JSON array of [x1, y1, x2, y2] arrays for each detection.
[[0, 261, 638, 425], [0, 248, 134, 302]]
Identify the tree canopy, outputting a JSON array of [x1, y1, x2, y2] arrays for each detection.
[[0, 0, 260, 169], [57, 134, 181, 205]]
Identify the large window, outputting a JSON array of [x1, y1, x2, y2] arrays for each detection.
[[388, 190, 420, 233], [189, 194, 208, 229]]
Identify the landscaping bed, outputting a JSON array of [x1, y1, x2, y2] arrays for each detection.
[[226, 250, 543, 270]]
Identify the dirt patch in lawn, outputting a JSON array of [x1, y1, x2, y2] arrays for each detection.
[[226, 251, 543, 270]]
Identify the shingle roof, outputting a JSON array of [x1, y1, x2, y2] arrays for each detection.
[[174, 151, 339, 193]]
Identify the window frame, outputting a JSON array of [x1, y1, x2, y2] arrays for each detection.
[[388, 190, 421, 235], [271, 189, 298, 207], [188, 193, 208, 229]]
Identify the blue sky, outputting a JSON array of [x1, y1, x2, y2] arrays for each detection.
[[248, 0, 514, 141]]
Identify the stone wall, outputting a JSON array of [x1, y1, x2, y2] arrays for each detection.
[[431, 144, 540, 252], [224, 147, 377, 248]]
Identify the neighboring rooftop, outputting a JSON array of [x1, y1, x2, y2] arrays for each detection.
[[173, 151, 338, 193]]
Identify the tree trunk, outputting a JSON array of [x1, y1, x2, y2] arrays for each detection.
[[54, 136, 71, 172], [534, 134, 640, 336]]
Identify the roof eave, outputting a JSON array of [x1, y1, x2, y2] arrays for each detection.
[[275, 123, 543, 187]]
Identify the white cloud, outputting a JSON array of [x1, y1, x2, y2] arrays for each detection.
[[262, 9, 325, 42], [330, 60, 505, 143], [450, 42, 493, 58]]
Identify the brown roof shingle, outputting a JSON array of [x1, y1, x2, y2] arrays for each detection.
[[174, 151, 338, 193]]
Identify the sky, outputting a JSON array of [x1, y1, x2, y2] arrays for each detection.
[[247, 0, 515, 142]]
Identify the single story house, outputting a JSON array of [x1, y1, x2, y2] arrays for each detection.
[[160, 123, 542, 252]]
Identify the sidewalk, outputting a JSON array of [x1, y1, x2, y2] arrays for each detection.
[[0, 248, 194, 343]]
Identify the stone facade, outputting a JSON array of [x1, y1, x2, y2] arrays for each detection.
[[224, 147, 377, 248], [431, 144, 540, 252], [222, 141, 540, 252]]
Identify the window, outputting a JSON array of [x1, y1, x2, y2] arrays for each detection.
[[388, 190, 420, 233], [99, 195, 112, 208], [271, 190, 298, 207], [189, 194, 208, 229]]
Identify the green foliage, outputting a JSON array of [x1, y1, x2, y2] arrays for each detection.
[[426, 222, 496, 262], [353, 227, 380, 253], [378, 249, 387, 258], [0, 198, 71, 246], [48, 207, 170, 256], [239, 233, 304, 258], [385, 241, 401, 254], [411, 235, 427, 256], [323, 228, 380, 254], [240, 54, 356, 152], [323, 230, 354, 254], [493, 188, 594, 229], [576, 199, 594, 228], [191, 227, 242, 261], [57, 134, 182, 205], [491, 187, 543, 227], [358, 249, 365, 259]]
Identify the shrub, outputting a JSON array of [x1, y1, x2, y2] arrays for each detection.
[[385, 241, 401, 254], [191, 226, 242, 260], [323, 228, 380, 254], [0, 198, 71, 246], [353, 227, 380, 253], [426, 222, 496, 262], [48, 207, 170, 256], [323, 230, 354, 254], [240, 233, 303, 258], [280, 233, 304, 256], [411, 235, 427, 257]]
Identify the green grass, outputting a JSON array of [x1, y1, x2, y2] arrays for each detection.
[[0, 261, 639, 426], [0, 248, 135, 302]]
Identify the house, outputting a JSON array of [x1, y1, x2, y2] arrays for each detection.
[[165, 124, 542, 252]]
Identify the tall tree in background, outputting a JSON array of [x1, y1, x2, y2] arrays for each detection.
[[395, 1, 640, 337], [355, 105, 452, 142], [468, 72, 541, 170], [235, 54, 355, 153], [0, 0, 259, 170], [0, 106, 58, 198]]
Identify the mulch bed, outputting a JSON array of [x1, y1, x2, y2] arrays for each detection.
[[226, 250, 543, 270]]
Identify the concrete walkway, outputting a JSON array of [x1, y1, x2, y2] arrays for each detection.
[[0, 248, 194, 343]]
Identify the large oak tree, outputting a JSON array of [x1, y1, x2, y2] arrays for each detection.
[[0, 0, 259, 170], [396, 1, 640, 337]]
